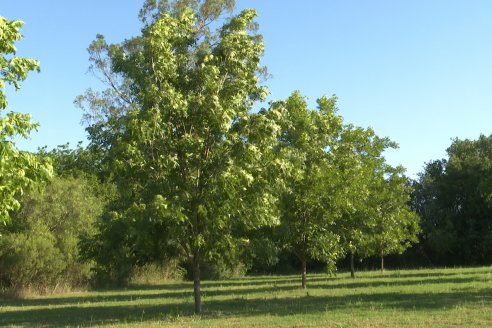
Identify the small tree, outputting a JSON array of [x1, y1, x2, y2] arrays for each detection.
[[368, 167, 420, 272], [277, 91, 346, 289], [334, 126, 395, 278]]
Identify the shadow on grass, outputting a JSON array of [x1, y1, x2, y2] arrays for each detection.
[[0, 275, 485, 309], [357, 268, 491, 280], [0, 271, 492, 327], [1, 287, 491, 327]]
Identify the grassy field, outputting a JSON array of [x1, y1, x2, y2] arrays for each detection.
[[1, 266, 491, 327]]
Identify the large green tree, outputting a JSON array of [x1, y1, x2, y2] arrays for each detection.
[[413, 135, 492, 265], [79, 1, 281, 313], [0, 16, 52, 224]]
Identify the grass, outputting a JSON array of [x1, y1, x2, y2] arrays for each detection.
[[1, 266, 492, 327]]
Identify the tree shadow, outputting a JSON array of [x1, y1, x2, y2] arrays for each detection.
[[308, 276, 486, 290], [200, 277, 302, 288], [357, 268, 491, 280], [204, 288, 492, 316], [1, 270, 491, 326], [1, 287, 491, 327]]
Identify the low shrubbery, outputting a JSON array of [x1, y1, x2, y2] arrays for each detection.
[[0, 176, 105, 294]]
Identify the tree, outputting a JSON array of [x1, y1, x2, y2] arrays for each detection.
[[367, 166, 420, 272], [277, 92, 398, 285], [79, 1, 281, 313], [413, 135, 492, 265], [333, 126, 395, 278], [277, 91, 347, 289], [0, 16, 52, 224]]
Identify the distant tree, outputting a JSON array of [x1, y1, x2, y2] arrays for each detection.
[[0, 16, 52, 224], [78, 1, 282, 314], [413, 135, 492, 265], [38, 142, 113, 185], [367, 167, 420, 272], [277, 92, 401, 285], [276, 92, 345, 289], [334, 126, 395, 278]]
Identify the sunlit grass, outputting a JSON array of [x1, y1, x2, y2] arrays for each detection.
[[1, 266, 491, 327]]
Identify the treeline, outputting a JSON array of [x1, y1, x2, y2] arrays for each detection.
[[1, 0, 490, 314], [409, 135, 492, 267]]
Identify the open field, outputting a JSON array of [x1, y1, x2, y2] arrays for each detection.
[[1, 266, 491, 327]]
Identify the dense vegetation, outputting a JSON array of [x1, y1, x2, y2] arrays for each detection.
[[411, 135, 492, 266], [1, 0, 491, 318]]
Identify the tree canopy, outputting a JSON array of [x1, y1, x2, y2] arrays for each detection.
[[413, 135, 492, 265], [0, 2, 428, 314], [77, 1, 282, 313], [0, 16, 52, 224]]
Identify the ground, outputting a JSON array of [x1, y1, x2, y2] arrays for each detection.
[[1, 266, 491, 327]]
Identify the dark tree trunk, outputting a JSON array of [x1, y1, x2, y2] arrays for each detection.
[[193, 255, 202, 314], [350, 251, 355, 278], [301, 258, 307, 289], [380, 252, 384, 273]]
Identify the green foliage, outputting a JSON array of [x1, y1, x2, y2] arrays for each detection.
[[78, 2, 281, 313], [0, 175, 106, 290], [367, 167, 420, 262], [274, 91, 409, 283], [38, 143, 107, 181], [0, 17, 40, 109], [0, 16, 53, 224], [242, 234, 280, 273], [74, 1, 422, 302], [131, 261, 186, 284], [413, 134, 492, 265], [0, 233, 64, 290], [79, 210, 154, 287], [334, 125, 395, 251], [276, 91, 345, 277]]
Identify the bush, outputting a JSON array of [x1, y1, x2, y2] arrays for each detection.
[[0, 175, 108, 293], [181, 258, 247, 280], [0, 233, 65, 290], [131, 261, 185, 284]]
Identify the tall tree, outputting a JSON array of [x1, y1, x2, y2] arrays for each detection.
[[79, 1, 281, 313], [334, 126, 395, 278], [277, 91, 346, 289], [0, 16, 52, 224], [413, 135, 492, 265]]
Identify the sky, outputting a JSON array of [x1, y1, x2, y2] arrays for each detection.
[[2, 1, 492, 178]]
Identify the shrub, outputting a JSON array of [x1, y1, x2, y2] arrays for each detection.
[[0, 175, 108, 292], [0, 233, 65, 290], [131, 261, 185, 284]]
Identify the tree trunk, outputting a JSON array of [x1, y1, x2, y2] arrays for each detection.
[[301, 259, 307, 289], [350, 251, 355, 278], [380, 252, 384, 273], [193, 255, 202, 314]]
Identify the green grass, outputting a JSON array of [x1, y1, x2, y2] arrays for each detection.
[[1, 266, 492, 327]]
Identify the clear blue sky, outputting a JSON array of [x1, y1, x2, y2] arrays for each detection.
[[3, 1, 492, 178]]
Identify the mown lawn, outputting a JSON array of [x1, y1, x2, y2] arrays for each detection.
[[1, 266, 491, 327]]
